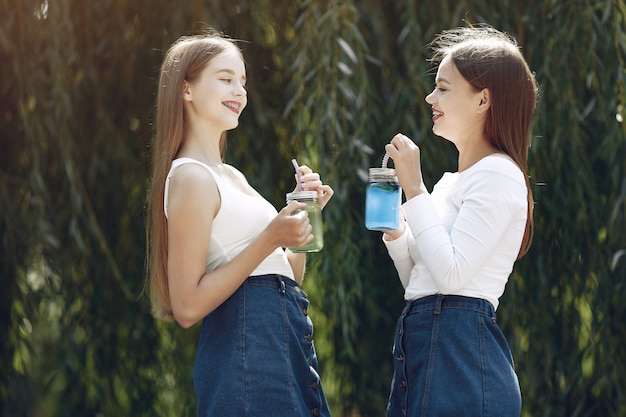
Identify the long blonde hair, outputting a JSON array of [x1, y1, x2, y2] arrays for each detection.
[[146, 33, 242, 320]]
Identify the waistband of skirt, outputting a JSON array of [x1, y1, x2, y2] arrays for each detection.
[[404, 294, 495, 317], [245, 274, 303, 294]]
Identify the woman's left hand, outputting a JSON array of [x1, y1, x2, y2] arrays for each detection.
[[294, 165, 334, 210]]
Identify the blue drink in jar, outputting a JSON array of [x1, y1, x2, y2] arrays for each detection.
[[365, 168, 401, 231]]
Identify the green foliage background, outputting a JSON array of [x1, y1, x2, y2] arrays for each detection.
[[1, 0, 625, 416]]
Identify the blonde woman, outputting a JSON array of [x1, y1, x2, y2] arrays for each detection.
[[146, 32, 333, 416]]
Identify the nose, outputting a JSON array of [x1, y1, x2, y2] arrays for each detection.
[[425, 89, 435, 104], [235, 82, 247, 96]]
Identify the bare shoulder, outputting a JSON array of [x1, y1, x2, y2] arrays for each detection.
[[168, 163, 220, 220], [170, 162, 216, 184]]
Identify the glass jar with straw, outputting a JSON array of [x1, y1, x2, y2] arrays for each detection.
[[365, 152, 402, 231], [286, 159, 324, 252]]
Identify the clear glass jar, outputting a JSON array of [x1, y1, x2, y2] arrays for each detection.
[[365, 168, 402, 231], [286, 191, 324, 252]]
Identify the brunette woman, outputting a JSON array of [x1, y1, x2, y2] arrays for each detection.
[[382, 26, 537, 417]]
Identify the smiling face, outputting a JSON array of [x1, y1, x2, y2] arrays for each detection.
[[183, 48, 248, 133], [425, 55, 487, 145]]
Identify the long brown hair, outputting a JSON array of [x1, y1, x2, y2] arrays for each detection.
[[430, 26, 538, 258], [145, 33, 242, 320]]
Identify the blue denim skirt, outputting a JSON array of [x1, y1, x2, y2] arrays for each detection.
[[193, 274, 331, 417], [386, 295, 521, 417]]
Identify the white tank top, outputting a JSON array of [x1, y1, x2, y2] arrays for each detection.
[[164, 158, 295, 280]]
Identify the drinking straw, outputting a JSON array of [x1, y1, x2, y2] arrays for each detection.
[[291, 158, 304, 191], [381, 152, 390, 168]]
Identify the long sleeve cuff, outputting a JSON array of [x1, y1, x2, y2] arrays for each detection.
[[383, 223, 412, 259], [382, 223, 414, 289]]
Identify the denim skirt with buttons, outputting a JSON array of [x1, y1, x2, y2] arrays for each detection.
[[386, 295, 521, 417], [193, 274, 331, 417]]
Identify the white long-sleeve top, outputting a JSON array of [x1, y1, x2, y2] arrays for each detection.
[[383, 154, 528, 310]]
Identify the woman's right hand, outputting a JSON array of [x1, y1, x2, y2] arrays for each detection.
[[265, 200, 314, 249], [385, 133, 428, 200]]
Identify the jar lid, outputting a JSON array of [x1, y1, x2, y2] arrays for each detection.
[[286, 190, 318, 202], [369, 167, 398, 181]]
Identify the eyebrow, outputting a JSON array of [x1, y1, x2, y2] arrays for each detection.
[[435, 77, 450, 84], [216, 68, 246, 80]]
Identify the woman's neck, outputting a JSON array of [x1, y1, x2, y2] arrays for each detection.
[[178, 134, 223, 167], [457, 138, 500, 172]]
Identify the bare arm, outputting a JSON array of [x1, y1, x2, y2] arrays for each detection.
[[167, 164, 312, 328]]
